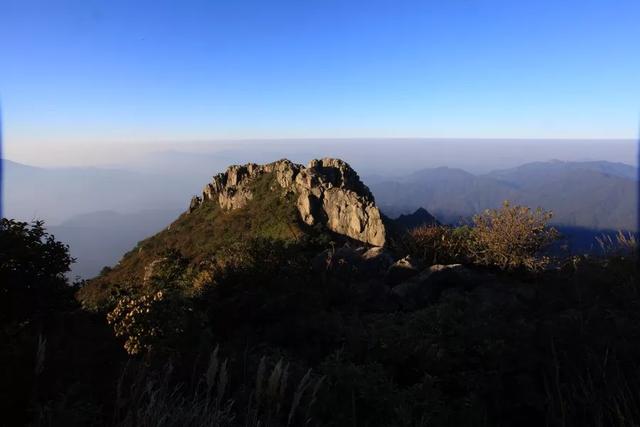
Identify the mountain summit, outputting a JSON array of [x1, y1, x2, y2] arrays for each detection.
[[190, 158, 386, 246], [79, 158, 387, 304]]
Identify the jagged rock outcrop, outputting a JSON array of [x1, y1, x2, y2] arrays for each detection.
[[191, 158, 387, 246], [188, 196, 202, 213]]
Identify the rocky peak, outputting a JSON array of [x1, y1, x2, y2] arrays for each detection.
[[191, 158, 386, 246], [394, 207, 439, 231]]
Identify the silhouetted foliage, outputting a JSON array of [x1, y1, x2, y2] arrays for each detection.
[[4, 210, 640, 426], [1, 219, 126, 426], [0, 219, 75, 324]]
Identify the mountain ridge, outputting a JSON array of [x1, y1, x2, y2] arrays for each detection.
[[78, 158, 391, 305], [371, 160, 637, 231], [5, 158, 636, 279]]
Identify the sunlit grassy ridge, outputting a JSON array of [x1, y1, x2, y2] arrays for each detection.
[[78, 172, 312, 305], [140, 172, 303, 257]]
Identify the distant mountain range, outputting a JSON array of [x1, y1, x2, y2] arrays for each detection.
[[370, 160, 638, 232], [2, 159, 203, 224]]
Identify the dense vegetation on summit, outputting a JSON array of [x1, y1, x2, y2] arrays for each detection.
[[78, 172, 320, 307]]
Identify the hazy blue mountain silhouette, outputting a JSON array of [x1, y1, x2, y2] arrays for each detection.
[[3, 159, 202, 224], [393, 207, 440, 231], [488, 160, 638, 183], [371, 160, 637, 232]]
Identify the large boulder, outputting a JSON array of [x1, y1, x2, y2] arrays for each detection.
[[361, 247, 395, 275], [385, 256, 420, 286]]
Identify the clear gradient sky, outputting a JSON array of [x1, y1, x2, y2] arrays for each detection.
[[1, 0, 639, 163]]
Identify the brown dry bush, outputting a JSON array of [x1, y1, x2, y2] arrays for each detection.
[[469, 201, 558, 271]]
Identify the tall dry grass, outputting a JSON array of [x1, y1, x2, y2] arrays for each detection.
[[596, 231, 638, 258], [111, 347, 324, 427]]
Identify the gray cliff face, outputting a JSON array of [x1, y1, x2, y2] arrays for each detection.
[[192, 158, 386, 246]]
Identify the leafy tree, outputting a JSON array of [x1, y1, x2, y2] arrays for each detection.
[[0, 218, 75, 324]]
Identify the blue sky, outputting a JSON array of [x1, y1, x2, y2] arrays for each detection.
[[1, 0, 639, 161]]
